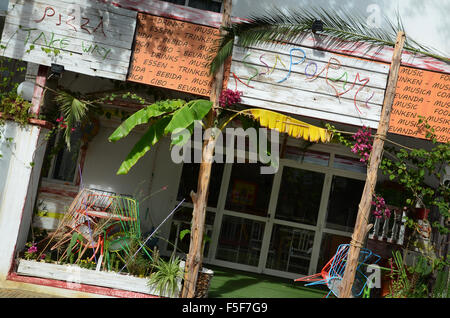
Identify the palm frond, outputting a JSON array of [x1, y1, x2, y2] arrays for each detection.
[[54, 90, 88, 150], [210, 6, 449, 75]]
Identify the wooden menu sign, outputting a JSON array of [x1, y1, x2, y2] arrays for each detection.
[[127, 13, 220, 96], [389, 66, 450, 143]]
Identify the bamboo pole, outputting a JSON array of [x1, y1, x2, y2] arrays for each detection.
[[181, 0, 232, 298], [338, 31, 406, 298]]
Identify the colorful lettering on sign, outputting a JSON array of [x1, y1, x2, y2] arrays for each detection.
[[235, 50, 377, 115], [34, 6, 106, 37]]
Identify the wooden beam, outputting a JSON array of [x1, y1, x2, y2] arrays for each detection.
[[30, 64, 49, 116], [180, 0, 232, 298], [338, 31, 406, 298]]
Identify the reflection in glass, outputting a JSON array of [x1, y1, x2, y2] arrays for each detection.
[[266, 225, 315, 275], [326, 176, 365, 232], [177, 162, 224, 207], [52, 129, 82, 182], [316, 233, 351, 273], [166, 207, 215, 258], [225, 163, 274, 216], [275, 167, 324, 225], [216, 215, 265, 267], [333, 155, 367, 174], [284, 147, 330, 167]]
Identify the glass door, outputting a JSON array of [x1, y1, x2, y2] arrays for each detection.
[[262, 164, 327, 277], [213, 162, 274, 269]]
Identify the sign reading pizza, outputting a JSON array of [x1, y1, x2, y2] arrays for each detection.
[[0, 0, 137, 81], [127, 13, 220, 97], [389, 66, 450, 143]]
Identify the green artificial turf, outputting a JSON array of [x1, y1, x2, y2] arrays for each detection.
[[206, 265, 328, 298]]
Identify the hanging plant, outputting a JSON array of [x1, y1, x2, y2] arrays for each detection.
[[351, 126, 373, 164], [371, 194, 391, 219]]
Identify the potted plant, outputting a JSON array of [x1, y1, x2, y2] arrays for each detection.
[[147, 256, 184, 298]]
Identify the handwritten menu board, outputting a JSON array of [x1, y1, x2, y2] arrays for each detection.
[[127, 13, 220, 96], [389, 66, 450, 143]]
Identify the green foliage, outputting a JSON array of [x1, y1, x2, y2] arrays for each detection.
[[0, 94, 33, 126], [54, 90, 88, 150], [147, 256, 183, 297], [109, 99, 212, 175], [108, 99, 186, 142], [387, 251, 450, 298]]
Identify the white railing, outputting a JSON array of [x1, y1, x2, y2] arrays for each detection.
[[369, 206, 406, 245]]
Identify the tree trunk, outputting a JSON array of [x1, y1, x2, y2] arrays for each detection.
[[181, 0, 232, 298], [338, 31, 406, 298]]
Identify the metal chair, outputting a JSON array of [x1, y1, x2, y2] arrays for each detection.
[[295, 244, 380, 297]]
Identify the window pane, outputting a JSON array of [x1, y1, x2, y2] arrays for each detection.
[[188, 0, 222, 12], [177, 162, 224, 207], [284, 147, 330, 167], [333, 155, 367, 173], [266, 225, 315, 275], [316, 233, 351, 273], [216, 215, 264, 267], [166, 207, 215, 258], [326, 176, 365, 232], [160, 0, 185, 5], [275, 167, 325, 225], [225, 163, 274, 217], [51, 129, 82, 182]]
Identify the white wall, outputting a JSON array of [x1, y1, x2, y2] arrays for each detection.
[[0, 121, 48, 280], [81, 123, 156, 233]]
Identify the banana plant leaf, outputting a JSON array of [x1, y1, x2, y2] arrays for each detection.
[[109, 99, 186, 142], [116, 116, 171, 175]]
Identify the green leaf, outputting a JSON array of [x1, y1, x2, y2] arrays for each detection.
[[164, 99, 212, 135], [188, 99, 212, 121], [109, 99, 185, 142], [116, 116, 171, 175], [179, 229, 190, 241], [164, 104, 196, 135]]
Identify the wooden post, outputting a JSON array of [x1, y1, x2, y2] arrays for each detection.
[[181, 0, 232, 298], [30, 65, 49, 116], [338, 31, 406, 298]]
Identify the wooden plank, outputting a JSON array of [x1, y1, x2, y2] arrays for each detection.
[[127, 13, 220, 96], [1, 22, 133, 63], [237, 95, 381, 129], [17, 259, 183, 297], [1, 43, 128, 80], [5, 2, 136, 49], [229, 42, 388, 128], [1, 0, 136, 81], [103, 0, 247, 28], [231, 47, 389, 89], [236, 44, 390, 75], [289, 33, 450, 74], [230, 63, 386, 106], [231, 76, 382, 123], [389, 66, 450, 144], [7, 1, 136, 34]]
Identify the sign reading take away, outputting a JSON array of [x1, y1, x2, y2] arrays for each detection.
[[0, 0, 137, 81], [389, 66, 450, 143], [127, 13, 220, 97]]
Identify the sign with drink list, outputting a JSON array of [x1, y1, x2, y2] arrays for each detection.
[[127, 13, 220, 97], [389, 66, 450, 143]]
